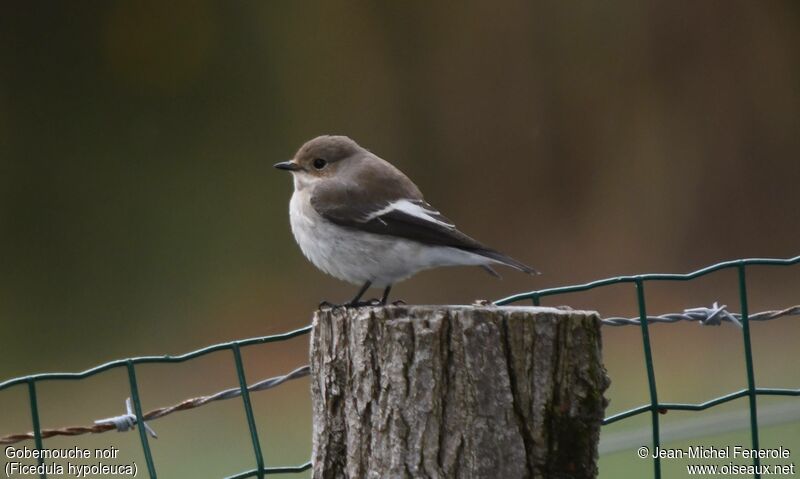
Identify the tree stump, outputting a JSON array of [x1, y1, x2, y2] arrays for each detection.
[[310, 305, 609, 479]]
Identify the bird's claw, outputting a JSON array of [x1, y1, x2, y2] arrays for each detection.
[[391, 299, 406, 306], [347, 298, 383, 307], [318, 300, 339, 310], [319, 299, 386, 310]]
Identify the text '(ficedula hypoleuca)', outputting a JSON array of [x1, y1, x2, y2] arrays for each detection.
[[275, 135, 538, 307]]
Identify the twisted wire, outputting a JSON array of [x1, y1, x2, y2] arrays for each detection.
[[602, 303, 799, 327], [0, 365, 310, 445]]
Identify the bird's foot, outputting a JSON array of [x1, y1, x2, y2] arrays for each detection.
[[347, 298, 383, 307], [318, 300, 339, 310], [391, 299, 406, 306], [318, 299, 384, 310]]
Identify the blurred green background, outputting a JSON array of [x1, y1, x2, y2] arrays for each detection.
[[1, 1, 798, 477]]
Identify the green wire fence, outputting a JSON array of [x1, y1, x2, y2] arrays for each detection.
[[0, 327, 314, 479], [496, 255, 800, 479], [1, 255, 798, 478]]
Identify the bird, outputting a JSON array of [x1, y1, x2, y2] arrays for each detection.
[[274, 135, 538, 307]]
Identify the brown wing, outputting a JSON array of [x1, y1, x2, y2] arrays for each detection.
[[310, 155, 538, 274]]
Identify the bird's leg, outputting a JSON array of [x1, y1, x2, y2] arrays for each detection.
[[347, 280, 372, 305], [380, 285, 406, 306], [340, 280, 373, 307], [378, 285, 392, 305], [318, 281, 394, 309], [318, 281, 373, 309]]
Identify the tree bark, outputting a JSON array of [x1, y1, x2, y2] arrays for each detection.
[[310, 305, 609, 479]]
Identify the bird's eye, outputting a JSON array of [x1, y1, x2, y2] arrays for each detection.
[[313, 158, 327, 170]]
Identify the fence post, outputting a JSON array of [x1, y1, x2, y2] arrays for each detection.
[[310, 305, 609, 479]]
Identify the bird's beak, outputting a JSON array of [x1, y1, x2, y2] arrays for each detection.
[[273, 161, 303, 172]]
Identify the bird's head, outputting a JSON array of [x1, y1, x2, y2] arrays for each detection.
[[274, 135, 363, 189]]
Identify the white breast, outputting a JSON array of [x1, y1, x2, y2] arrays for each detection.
[[288, 190, 491, 288]]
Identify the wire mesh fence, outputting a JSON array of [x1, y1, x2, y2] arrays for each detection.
[[496, 255, 800, 479], [1, 255, 798, 478], [0, 327, 313, 479]]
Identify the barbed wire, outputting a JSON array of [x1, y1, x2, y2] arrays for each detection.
[[1, 303, 796, 446], [601, 303, 800, 327], [0, 365, 309, 445]]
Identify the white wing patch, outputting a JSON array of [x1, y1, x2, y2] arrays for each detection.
[[365, 199, 455, 229]]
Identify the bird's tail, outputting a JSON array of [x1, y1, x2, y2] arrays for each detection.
[[473, 248, 540, 276]]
